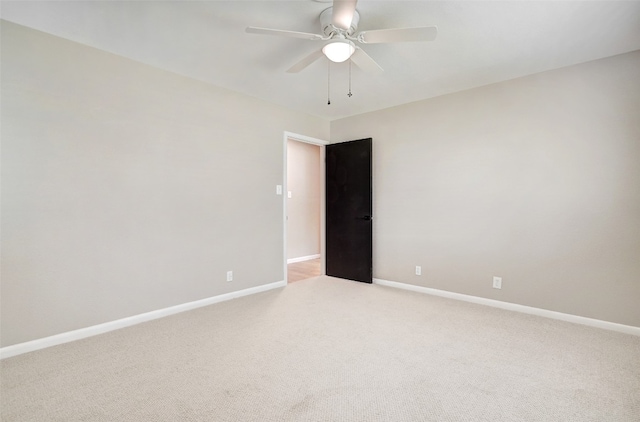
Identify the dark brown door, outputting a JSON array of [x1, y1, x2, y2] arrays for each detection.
[[326, 138, 372, 283]]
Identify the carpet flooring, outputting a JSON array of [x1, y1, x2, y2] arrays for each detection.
[[1, 276, 639, 421]]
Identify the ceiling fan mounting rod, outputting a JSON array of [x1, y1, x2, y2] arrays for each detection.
[[320, 7, 359, 37]]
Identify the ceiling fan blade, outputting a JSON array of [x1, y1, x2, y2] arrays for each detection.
[[286, 50, 325, 73], [350, 48, 383, 73], [359, 26, 438, 44], [332, 0, 358, 30], [246, 27, 324, 41]]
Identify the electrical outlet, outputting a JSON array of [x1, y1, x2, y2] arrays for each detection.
[[276, 185, 283, 195], [227, 271, 233, 282], [493, 276, 502, 289], [415, 266, 422, 276]]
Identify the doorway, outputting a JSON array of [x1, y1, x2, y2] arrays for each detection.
[[283, 132, 328, 283]]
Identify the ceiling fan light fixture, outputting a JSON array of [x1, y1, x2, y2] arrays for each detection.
[[322, 40, 355, 63]]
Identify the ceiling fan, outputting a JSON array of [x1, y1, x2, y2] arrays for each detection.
[[246, 0, 438, 73]]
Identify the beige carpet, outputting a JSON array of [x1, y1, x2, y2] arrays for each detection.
[[2, 276, 639, 421]]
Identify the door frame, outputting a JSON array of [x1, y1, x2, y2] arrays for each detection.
[[283, 131, 329, 283]]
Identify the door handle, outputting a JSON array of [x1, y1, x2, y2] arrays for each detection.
[[357, 215, 373, 221]]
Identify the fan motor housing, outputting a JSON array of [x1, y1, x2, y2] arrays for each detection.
[[320, 7, 360, 36]]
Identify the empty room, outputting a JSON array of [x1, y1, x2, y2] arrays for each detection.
[[1, 1, 639, 421]]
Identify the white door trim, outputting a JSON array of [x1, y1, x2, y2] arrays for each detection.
[[283, 131, 328, 283]]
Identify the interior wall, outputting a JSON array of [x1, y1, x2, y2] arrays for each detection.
[[0, 21, 329, 347], [331, 51, 640, 327], [286, 140, 321, 260]]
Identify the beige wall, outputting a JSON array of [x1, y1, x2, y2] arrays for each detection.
[[287, 140, 321, 260], [331, 51, 640, 327], [2, 20, 638, 349], [0, 21, 329, 347]]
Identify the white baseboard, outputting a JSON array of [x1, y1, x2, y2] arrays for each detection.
[[0, 280, 286, 360], [373, 278, 640, 337], [287, 254, 320, 264]]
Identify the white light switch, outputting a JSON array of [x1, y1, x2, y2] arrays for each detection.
[[276, 185, 282, 195], [287, 191, 292, 198]]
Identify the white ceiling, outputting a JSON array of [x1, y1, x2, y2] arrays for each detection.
[[2, 0, 639, 120]]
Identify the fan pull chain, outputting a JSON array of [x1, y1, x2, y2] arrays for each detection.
[[348, 59, 353, 98], [327, 60, 331, 105]]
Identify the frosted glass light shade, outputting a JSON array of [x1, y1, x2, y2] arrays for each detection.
[[322, 41, 355, 63]]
